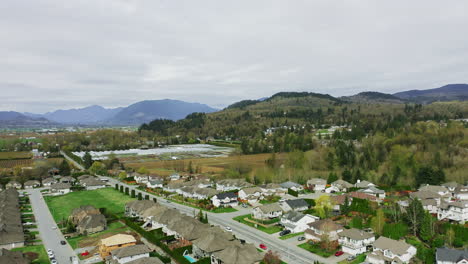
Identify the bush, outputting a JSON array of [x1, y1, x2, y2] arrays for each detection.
[[288, 188, 298, 197]]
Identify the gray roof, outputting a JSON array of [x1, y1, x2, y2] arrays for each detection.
[[338, 228, 374, 240], [126, 257, 164, 264], [436, 247, 468, 262], [285, 199, 308, 209], [307, 178, 326, 185], [442, 182, 461, 188], [280, 181, 302, 189], [332, 179, 353, 188], [51, 182, 71, 190], [256, 203, 283, 214], [148, 179, 164, 185], [307, 219, 342, 232], [0, 249, 30, 264], [454, 185, 468, 194], [418, 185, 448, 193], [409, 190, 440, 200], [215, 192, 237, 200], [0, 189, 25, 246], [81, 178, 106, 186], [282, 211, 306, 222], [359, 186, 385, 194], [126, 200, 157, 214], [373, 236, 412, 255], [111, 244, 151, 259], [78, 214, 106, 230], [192, 227, 234, 253], [240, 187, 262, 195], [42, 177, 56, 184], [24, 180, 40, 186], [355, 180, 374, 188], [211, 240, 263, 264]]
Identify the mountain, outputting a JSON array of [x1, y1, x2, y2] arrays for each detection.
[[25, 105, 123, 124], [106, 99, 218, 125], [0, 111, 56, 128], [341, 91, 405, 104], [393, 84, 468, 103]]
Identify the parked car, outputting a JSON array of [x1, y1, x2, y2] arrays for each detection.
[[259, 244, 267, 250], [225, 226, 232, 232], [279, 230, 291, 236], [51, 259, 58, 264], [239, 239, 246, 244], [335, 251, 344, 257], [60, 240, 67, 245], [297, 236, 305, 241]]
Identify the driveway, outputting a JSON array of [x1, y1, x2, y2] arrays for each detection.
[[27, 188, 79, 264]]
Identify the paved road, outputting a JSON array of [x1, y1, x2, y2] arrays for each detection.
[[60, 150, 85, 171], [27, 189, 79, 264], [101, 177, 347, 264]]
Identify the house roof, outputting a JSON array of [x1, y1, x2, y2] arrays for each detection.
[[24, 180, 40, 186], [418, 185, 448, 193], [259, 183, 282, 190], [282, 211, 306, 222], [126, 200, 157, 214], [0, 189, 25, 246], [358, 186, 385, 194], [332, 179, 353, 188], [436, 247, 468, 263], [101, 234, 136, 247], [355, 180, 374, 188], [216, 179, 253, 188], [193, 187, 219, 197], [454, 185, 468, 194], [141, 205, 168, 219], [373, 236, 412, 256], [211, 240, 263, 264], [192, 227, 233, 253], [280, 181, 302, 189], [126, 257, 164, 264], [78, 214, 106, 230], [307, 219, 342, 232], [42, 177, 56, 184], [148, 179, 164, 185], [240, 187, 262, 195], [111, 244, 151, 259], [285, 199, 309, 209], [409, 190, 440, 200], [347, 192, 378, 201], [215, 192, 237, 200], [81, 178, 106, 186], [0, 249, 30, 264], [330, 195, 347, 205], [256, 203, 283, 214], [338, 228, 374, 240], [307, 178, 326, 185], [442, 182, 461, 189], [50, 183, 71, 190]]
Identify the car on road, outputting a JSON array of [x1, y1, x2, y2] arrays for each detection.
[[51, 259, 58, 264], [48, 252, 55, 259], [335, 251, 344, 257], [47, 249, 53, 254], [297, 236, 305, 241], [52, 226, 57, 230], [225, 226, 232, 232], [60, 240, 66, 245], [259, 244, 267, 250], [279, 230, 291, 236]]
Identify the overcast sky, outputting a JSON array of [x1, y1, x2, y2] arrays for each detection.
[[1, 0, 467, 113]]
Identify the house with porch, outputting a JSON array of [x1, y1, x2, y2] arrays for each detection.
[[280, 181, 303, 192], [437, 201, 468, 223], [216, 179, 252, 192], [331, 179, 353, 192], [366, 236, 416, 264], [307, 178, 327, 192], [304, 219, 343, 242], [50, 183, 71, 195], [252, 203, 283, 220], [280, 211, 318, 233], [338, 228, 375, 256], [211, 192, 238, 208], [238, 187, 263, 203]]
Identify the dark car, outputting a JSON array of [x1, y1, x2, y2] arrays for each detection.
[[239, 239, 246, 244], [297, 236, 305, 241], [335, 251, 344, 257], [279, 230, 291, 236], [60, 240, 66, 245]]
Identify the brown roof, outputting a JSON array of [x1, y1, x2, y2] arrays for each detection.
[[373, 236, 412, 255], [111, 244, 151, 259], [338, 228, 374, 240], [348, 192, 378, 201], [307, 219, 343, 232], [0, 249, 30, 264], [212, 240, 263, 264], [101, 234, 136, 247]]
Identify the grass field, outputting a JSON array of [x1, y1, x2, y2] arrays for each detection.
[[67, 221, 133, 249], [0, 151, 32, 160], [45, 188, 135, 222], [233, 214, 283, 234], [12, 245, 49, 264], [298, 242, 336, 257]]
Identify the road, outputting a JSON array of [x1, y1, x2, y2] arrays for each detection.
[[27, 189, 78, 264], [60, 150, 85, 170], [101, 176, 347, 264]]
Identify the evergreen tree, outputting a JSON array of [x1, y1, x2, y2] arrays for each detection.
[[327, 172, 338, 184], [342, 169, 352, 183], [83, 152, 93, 169], [419, 212, 434, 242], [407, 199, 424, 236], [131, 190, 135, 198], [59, 160, 71, 175], [341, 196, 350, 215], [137, 192, 143, 200], [371, 209, 385, 235]]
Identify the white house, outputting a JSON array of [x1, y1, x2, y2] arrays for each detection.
[[259, 183, 286, 197], [454, 186, 468, 201], [5, 181, 22, 189], [42, 177, 57, 187], [211, 192, 238, 208], [442, 182, 461, 193], [307, 178, 326, 192], [146, 179, 164, 189], [338, 228, 375, 256], [281, 199, 309, 212], [419, 184, 450, 197], [134, 174, 149, 184], [280, 211, 318, 233], [252, 203, 283, 220], [50, 183, 72, 195], [437, 201, 468, 223], [355, 180, 375, 189], [325, 185, 340, 194], [305, 219, 343, 242], [238, 187, 263, 203], [169, 173, 181, 181], [358, 186, 386, 200], [280, 181, 303, 192], [331, 179, 353, 192], [80, 178, 106, 190], [435, 247, 468, 264], [216, 179, 252, 192], [24, 180, 40, 189], [109, 244, 151, 264], [366, 236, 417, 264]]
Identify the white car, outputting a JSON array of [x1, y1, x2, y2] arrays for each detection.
[[51, 259, 58, 264], [52, 226, 57, 230], [225, 226, 232, 232], [47, 249, 53, 254]]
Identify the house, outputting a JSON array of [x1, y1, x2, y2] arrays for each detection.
[[410, 190, 445, 213], [238, 187, 263, 203], [330, 195, 351, 213], [280, 211, 318, 233], [165, 215, 208, 241], [99, 234, 137, 258], [366, 236, 417, 264], [437, 201, 468, 223], [163, 182, 185, 193], [355, 180, 375, 189], [281, 199, 309, 212], [133, 174, 149, 184], [60, 176, 76, 184], [125, 200, 158, 219], [338, 228, 375, 256], [126, 257, 164, 264], [69, 205, 101, 225], [109, 244, 151, 264], [331, 179, 353, 192], [442, 182, 461, 193], [304, 219, 343, 242], [50, 183, 72, 195], [210, 240, 263, 264], [78, 175, 93, 181], [435, 247, 468, 264], [454, 186, 468, 201], [307, 178, 326, 192], [81, 178, 107, 190], [252, 203, 283, 220], [192, 227, 235, 259], [146, 179, 164, 189], [280, 181, 303, 192], [23, 180, 40, 189], [192, 188, 219, 200], [0, 248, 30, 264], [216, 179, 253, 192], [42, 177, 57, 187], [5, 181, 22, 190], [0, 189, 25, 249], [211, 192, 238, 208], [419, 184, 450, 197], [169, 173, 181, 181], [347, 192, 378, 202], [358, 186, 386, 200], [259, 183, 286, 197], [77, 214, 107, 235]]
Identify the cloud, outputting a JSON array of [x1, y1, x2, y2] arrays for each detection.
[[0, 0, 467, 112]]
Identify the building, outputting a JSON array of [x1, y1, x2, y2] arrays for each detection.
[[355, 180, 375, 189], [50, 183, 72, 195], [81, 178, 107, 190], [77, 214, 107, 235], [0, 248, 30, 264], [24, 180, 40, 189], [409, 190, 444, 213], [133, 174, 149, 184], [192, 228, 235, 259], [0, 189, 25, 249], [442, 182, 461, 193], [304, 219, 343, 242], [435, 247, 468, 264], [109, 244, 151, 264], [125, 200, 158, 219], [338, 228, 375, 256], [210, 240, 263, 264], [358, 186, 386, 200], [454, 186, 468, 201], [419, 184, 450, 197], [60, 176, 76, 184], [281, 199, 309, 212], [216, 179, 253, 192], [238, 187, 263, 203], [252, 203, 283, 220], [366, 236, 417, 264], [437, 201, 468, 223], [307, 178, 327, 192], [347, 192, 378, 203], [5, 181, 22, 190], [125, 258, 164, 264], [211, 192, 238, 208], [280, 211, 318, 233], [99, 234, 137, 258], [69, 205, 101, 225], [146, 179, 164, 189], [280, 181, 303, 192], [42, 177, 57, 187], [169, 174, 181, 181], [259, 183, 286, 197], [331, 179, 353, 192]]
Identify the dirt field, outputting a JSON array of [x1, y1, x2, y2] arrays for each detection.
[[0, 157, 63, 169], [0, 151, 32, 160]]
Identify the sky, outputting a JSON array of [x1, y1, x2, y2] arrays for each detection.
[[1, 0, 468, 113]]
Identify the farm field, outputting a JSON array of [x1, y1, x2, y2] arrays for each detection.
[[0, 157, 63, 169], [45, 188, 135, 222], [0, 151, 32, 160]]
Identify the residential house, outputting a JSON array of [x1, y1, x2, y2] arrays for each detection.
[[442, 182, 461, 193], [42, 177, 57, 187], [437, 201, 468, 223], [281, 199, 309, 212], [69, 205, 101, 225], [366, 236, 417, 264], [192, 227, 235, 259], [454, 186, 468, 201], [252, 203, 283, 220], [435, 247, 468, 264], [238, 187, 263, 203], [77, 214, 107, 235], [133, 174, 149, 184], [60, 176, 76, 184], [99, 234, 137, 259], [304, 219, 343, 242], [169, 173, 181, 181], [23, 180, 40, 189], [355, 180, 375, 189], [358, 186, 386, 200], [109, 244, 151, 264], [125, 200, 158, 220], [126, 257, 164, 264], [331, 179, 353, 192], [210, 240, 263, 264], [146, 179, 164, 189], [216, 179, 252, 192], [81, 178, 107, 190], [77, 175, 93, 182], [192, 188, 219, 200], [347, 192, 378, 203], [211, 192, 238, 208], [280, 211, 318, 233], [280, 181, 303, 192], [165, 215, 208, 242], [0, 248, 30, 264], [410, 190, 445, 214], [419, 184, 450, 197], [0, 189, 25, 249], [163, 182, 185, 193], [338, 228, 375, 256], [330, 195, 351, 213], [5, 181, 22, 190], [50, 183, 72, 195], [307, 178, 326, 192], [259, 183, 286, 197]]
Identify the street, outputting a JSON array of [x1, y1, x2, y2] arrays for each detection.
[[27, 189, 78, 264]]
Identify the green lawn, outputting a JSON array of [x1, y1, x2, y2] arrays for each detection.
[[298, 242, 336, 257], [233, 214, 283, 234], [45, 188, 135, 222], [279, 232, 304, 240], [12, 245, 49, 264], [211, 207, 237, 213], [67, 221, 131, 249]]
